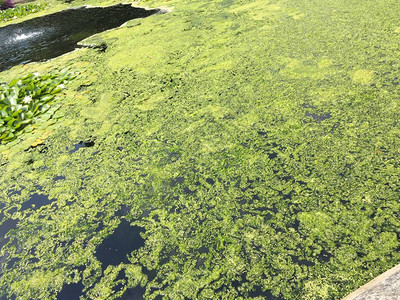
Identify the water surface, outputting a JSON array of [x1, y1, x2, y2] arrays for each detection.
[[0, 4, 160, 71]]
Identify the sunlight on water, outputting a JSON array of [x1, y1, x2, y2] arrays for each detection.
[[13, 31, 42, 41]]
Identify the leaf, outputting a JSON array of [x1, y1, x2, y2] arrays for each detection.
[[7, 89, 18, 106], [50, 87, 62, 95], [41, 95, 55, 102], [40, 104, 50, 112], [2, 132, 15, 141], [9, 79, 19, 87], [0, 132, 9, 140], [13, 122, 23, 130], [27, 82, 35, 91], [7, 119, 16, 128]]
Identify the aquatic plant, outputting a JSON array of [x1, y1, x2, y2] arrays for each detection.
[[0, 3, 46, 22], [0, 0, 14, 10], [0, 70, 76, 143]]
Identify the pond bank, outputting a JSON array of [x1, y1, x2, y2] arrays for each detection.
[[343, 264, 400, 300]]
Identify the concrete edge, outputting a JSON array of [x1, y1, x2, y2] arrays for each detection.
[[342, 264, 400, 300]]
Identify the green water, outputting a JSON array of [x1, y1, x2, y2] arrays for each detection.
[[1, 0, 400, 299]]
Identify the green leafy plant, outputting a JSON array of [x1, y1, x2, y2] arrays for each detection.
[[0, 70, 76, 143], [0, 3, 46, 22]]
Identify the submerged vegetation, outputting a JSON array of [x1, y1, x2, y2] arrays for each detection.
[[1, 0, 400, 299]]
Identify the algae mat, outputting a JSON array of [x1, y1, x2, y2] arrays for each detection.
[[1, 0, 400, 299]]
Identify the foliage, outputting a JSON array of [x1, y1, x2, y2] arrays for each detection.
[[0, 3, 46, 22], [0, 70, 75, 143]]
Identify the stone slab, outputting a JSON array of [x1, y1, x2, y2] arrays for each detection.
[[343, 264, 400, 300]]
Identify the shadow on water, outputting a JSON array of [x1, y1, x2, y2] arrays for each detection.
[[0, 4, 160, 71], [95, 219, 145, 266]]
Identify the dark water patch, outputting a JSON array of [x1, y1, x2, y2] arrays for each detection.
[[293, 219, 300, 231], [0, 294, 16, 300], [0, 4, 160, 71], [340, 198, 350, 205], [116, 204, 131, 217], [69, 141, 95, 154], [170, 176, 185, 187], [183, 187, 195, 195], [291, 255, 315, 266], [257, 130, 268, 136], [121, 286, 145, 300], [302, 103, 317, 109], [221, 278, 285, 300], [305, 111, 331, 123], [268, 152, 278, 159], [21, 193, 55, 211], [206, 178, 215, 185], [53, 176, 66, 181], [8, 187, 24, 197], [57, 281, 84, 300], [7, 257, 20, 269], [247, 287, 285, 299], [95, 219, 145, 266], [0, 218, 18, 248], [114, 269, 126, 286], [196, 257, 206, 268], [166, 151, 180, 163], [318, 250, 333, 263]]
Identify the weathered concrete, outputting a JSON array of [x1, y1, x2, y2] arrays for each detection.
[[343, 264, 400, 300]]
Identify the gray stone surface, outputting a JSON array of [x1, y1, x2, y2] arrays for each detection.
[[343, 265, 400, 300]]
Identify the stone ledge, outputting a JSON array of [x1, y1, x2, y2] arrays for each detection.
[[343, 264, 400, 300]]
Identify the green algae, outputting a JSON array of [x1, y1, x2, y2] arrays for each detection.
[[1, 0, 400, 299]]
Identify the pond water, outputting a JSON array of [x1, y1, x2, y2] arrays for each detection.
[[95, 219, 145, 267], [68, 140, 95, 154], [0, 217, 17, 250], [56, 219, 145, 299], [21, 193, 55, 210], [0, 4, 160, 71]]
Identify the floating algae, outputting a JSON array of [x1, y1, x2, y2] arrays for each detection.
[[1, 0, 400, 299]]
